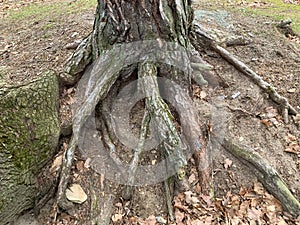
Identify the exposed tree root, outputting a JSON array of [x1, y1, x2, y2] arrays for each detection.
[[222, 138, 300, 217], [56, 48, 123, 210], [90, 173, 115, 225], [138, 62, 187, 176], [60, 35, 93, 85], [56, 58, 211, 220], [122, 110, 150, 200], [164, 177, 175, 222], [90, 192, 115, 225], [138, 62, 187, 220], [191, 23, 298, 122], [160, 73, 213, 196], [56, 137, 77, 210]]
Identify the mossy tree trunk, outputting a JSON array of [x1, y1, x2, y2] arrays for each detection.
[[0, 72, 60, 224]]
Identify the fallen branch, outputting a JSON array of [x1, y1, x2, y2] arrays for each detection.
[[222, 138, 300, 217], [192, 23, 298, 122]]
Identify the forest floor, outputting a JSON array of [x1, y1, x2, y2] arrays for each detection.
[[1, 0, 300, 224]]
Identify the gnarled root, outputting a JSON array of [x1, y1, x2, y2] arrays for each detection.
[[56, 45, 213, 221]]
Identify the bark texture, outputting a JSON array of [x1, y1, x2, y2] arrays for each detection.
[[0, 71, 60, 224], [91, 0, 193, 57]]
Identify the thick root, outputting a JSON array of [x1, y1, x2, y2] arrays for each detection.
[[90, 173, 115, 225], [222, 138, 300, 217]]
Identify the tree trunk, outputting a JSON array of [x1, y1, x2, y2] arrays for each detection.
[[0, 71, 60, 224], [91, 0, 193, 56]]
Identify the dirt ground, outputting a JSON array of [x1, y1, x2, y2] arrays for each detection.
[[1, 0, 300, 224]]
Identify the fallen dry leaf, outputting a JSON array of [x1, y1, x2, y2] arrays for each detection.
[[261, 119, 272, 127], [66, 183, 87, 204], [287, 88, 296, 93], [50, 154, 62, 173], [175, 210, 185, 224], [285, 142, 300, 154], [84, 158, 91, 169], [253, 182, 265, 195], [247, 207, 262, 220], [144, 215, 156, 225], [184, 191, 199, 204], [188, 173, 197, 184], [76, 160, 84, 171], [285, 133, 297, 142], [200, 194, 212, 206], [200, 90, 207, 99], [224, 158, 233, 169], [111, 213, 123, 222]]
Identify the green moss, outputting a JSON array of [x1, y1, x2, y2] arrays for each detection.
[[0, 71, 60, 179], [0, 71, 60, 222]]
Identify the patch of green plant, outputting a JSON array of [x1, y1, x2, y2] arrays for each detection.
[[7, 0, 97, 21], [44, 22, 54, 30], [41, 33, 51, 39]]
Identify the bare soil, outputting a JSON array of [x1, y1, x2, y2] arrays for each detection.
[[1, 0, 300, 224]]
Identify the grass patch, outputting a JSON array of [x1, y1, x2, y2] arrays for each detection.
[[7, 0, 97, 21], [230, 0, 300, 33]]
